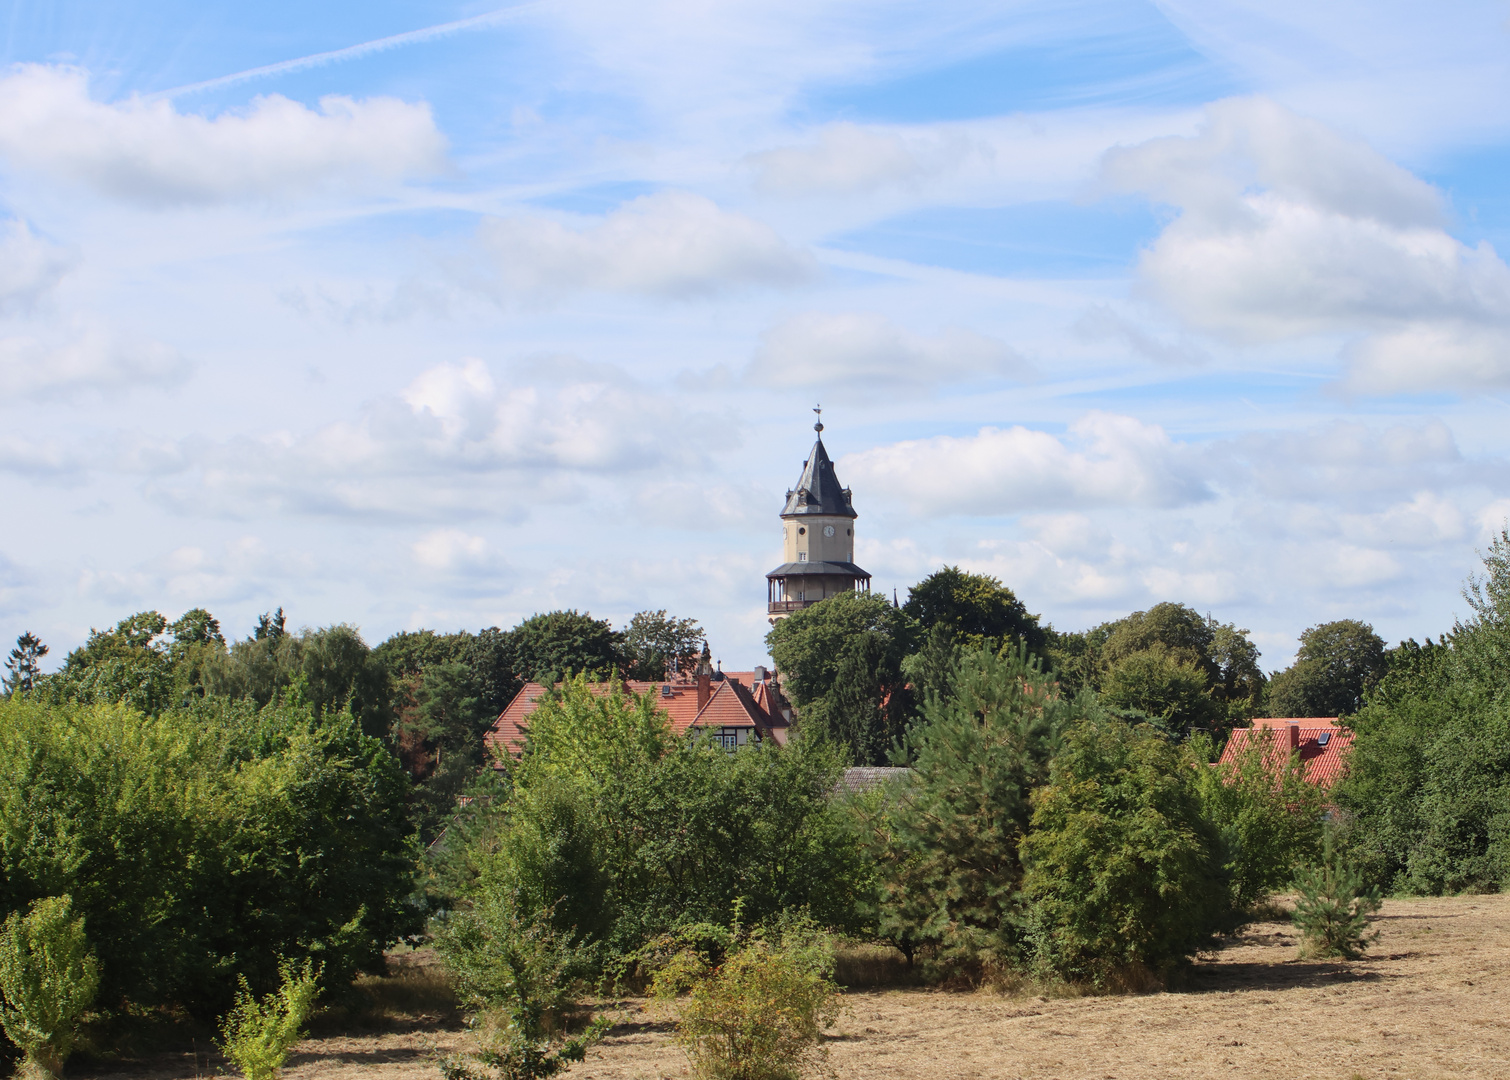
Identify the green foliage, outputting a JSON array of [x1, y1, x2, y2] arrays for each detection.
[[1045, 604, 1262, 731], [463, 628, 528, 721], [444, 677, 866, 967], [216, 959, 321, 1080], [766, 591, 912, 765], [864, 647, 1088, 967], [1291, 839, 1381, 959], [0, 696, 418, 1012], [471, 776, 611, 944], [198, 623, 394, 737], [436, 893, 608, 1080], [653, 914, 841, 1080], [3, 633, 49, 697], [1189, 729, 1326, 909], [1021, 717, 1229, 984], [623, 610, 705, 681], [1099, 648, 1221, 736], [372, 629, 476, 683], [40, 610, 178, 715], [1336, 534, 1510, 894], [255, 608, 286, 640], [0, 895, 99, 1079], [507, 610, 623, 683], [1265, 620, 1386, 718], [396, 661, 496, 839], [903, 565, 1045, 654]]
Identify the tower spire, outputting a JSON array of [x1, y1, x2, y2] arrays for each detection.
[[813, 403, 823, 435]]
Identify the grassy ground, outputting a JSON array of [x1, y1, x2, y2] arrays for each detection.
[[70, 894, 1510, 1080]]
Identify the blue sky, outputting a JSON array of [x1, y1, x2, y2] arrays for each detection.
[[3, 0, 1510, 671]]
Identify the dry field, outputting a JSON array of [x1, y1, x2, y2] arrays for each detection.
[[73, 894, 1510, 1080]]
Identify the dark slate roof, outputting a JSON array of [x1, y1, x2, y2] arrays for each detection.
[[782, 437, 857, 518], [766, 561, 872, 579]]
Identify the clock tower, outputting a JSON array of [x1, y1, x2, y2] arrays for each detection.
[[766, 412, 871, 621]]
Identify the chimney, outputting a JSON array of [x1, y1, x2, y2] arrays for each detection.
[[698, 671, 711, 712], [1289, 723, 1300, 750], [753, 665, 768, 683]]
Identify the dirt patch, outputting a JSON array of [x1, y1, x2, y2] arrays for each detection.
[[577, 894, 1510, 1080], [69, 895, 1510, 1080]]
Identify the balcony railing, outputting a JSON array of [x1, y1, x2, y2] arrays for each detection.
[[767, 600, 811, 614]]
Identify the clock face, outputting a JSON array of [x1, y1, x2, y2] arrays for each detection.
[[823, 525, 835, 537]]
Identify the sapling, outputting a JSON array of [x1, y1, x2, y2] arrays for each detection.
[[0, 895, 100, 1080], [1292, 837, 1382, 960], [216, 958, 321, 1080]]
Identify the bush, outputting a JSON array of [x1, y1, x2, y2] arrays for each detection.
[[435, 891, 608, 1080], [863, 646, 1092, 969], [217, 959, 321, 1080], [1021, 717, 1230, 986], [1190, 728, 1326, 909], [0, 696, 418, 1012], [0, 896, 99, 1079], [653, 914, 840, 1080], [1292, 840, 1382, 960]]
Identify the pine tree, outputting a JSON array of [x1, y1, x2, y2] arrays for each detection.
[[1291, 836, 1382, 959], [2, 632, 48, 696], [863, 645, 1094, 967]]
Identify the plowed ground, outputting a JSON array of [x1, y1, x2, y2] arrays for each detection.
[[73, 894, 1510, 1080]]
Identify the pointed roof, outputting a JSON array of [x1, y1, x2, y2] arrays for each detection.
[[782, 437, 857, 518]]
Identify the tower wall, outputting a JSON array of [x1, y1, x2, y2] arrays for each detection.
[[782, 515, 855, 564]]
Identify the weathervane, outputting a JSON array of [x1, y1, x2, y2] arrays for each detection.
[[813, 403, 823, 434]]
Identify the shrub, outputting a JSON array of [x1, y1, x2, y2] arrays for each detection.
[[1190, 728, 1326, 910], [864, 646, 1092, 969], [0, 696, 418, 1011], [0, 895, 100, 1079], [216, 959, 321, 1080], [653, 914, 840, 1080], [1021, 717, 1230, 986], [1292, 840, 1382, 960], [435, 891, 608, 1080]]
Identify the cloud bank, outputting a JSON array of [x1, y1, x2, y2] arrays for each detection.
[[748, 311, 1030, 388], [476, 192, 814, 299], [0, 65, 447, 205], [1105, 96, 1510, 393]]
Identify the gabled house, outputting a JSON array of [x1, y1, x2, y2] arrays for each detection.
[[1217, 717, 1354, 788], [485, 667, 791, 762]]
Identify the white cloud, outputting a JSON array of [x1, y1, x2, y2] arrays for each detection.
[[841, 412, 1209, 516], [0, 220, 73, 311], [411, 529, 507, 577], [476, 191, 814, 299], [140, 357, 735, 521], [748, 122, 976, 196], [1074, 304, 1207, 367], [0, 434, 81, 478], [1104, 96, 1510, 392], [0, 64, 447, 205], [748, 311, 1030, 389], [1220, 420, 1468, 503], [0, 329, 190, 402]]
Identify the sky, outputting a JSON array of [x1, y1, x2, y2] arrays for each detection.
[[3, 0, 1510, 672]]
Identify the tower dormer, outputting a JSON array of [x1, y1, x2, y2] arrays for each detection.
[[767, 411, 871, 621]]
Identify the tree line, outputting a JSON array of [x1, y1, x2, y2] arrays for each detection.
[[1, 542, 1507, 1071]]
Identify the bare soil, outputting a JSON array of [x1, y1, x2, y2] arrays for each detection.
[[72, 894, 1510, 1080]]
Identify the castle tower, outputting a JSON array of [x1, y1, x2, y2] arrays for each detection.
[[766, 412, 871, 621]]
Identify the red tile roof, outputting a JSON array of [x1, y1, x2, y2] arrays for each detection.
[[485, 673, 790, 761], [1218, 717, 1354, 788]]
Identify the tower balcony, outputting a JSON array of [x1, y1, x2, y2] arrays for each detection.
[[765, 561, 872, 617]]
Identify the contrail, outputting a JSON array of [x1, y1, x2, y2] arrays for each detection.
[[153, 1, 553, 100]]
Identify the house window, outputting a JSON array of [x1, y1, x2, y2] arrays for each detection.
[[798, 552, 807, 561], [713, 731, 737, 750]]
